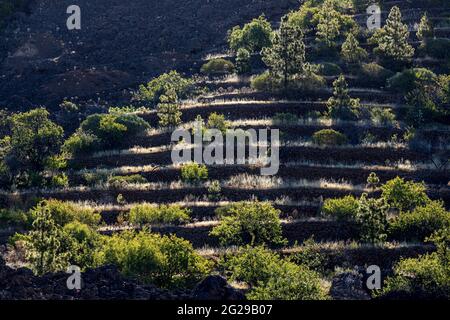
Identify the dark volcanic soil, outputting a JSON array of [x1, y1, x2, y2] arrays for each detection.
[[0, 0, 298, 109]]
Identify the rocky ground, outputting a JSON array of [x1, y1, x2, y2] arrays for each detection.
[[0, 0, 298, 109]]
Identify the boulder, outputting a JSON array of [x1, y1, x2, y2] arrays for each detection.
[[193, 275, 246, 300]]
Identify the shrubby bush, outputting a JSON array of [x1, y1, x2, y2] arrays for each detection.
[[357, 63, 394, 87], [108, 174, 148, 188], [30, 200, 101, 228], [211, 201, 286, 246], [327, 75, 360, 120], [387, 68, 437, 94], [228, 15, 273, 53], [221, 246, 328, 300], [235, 48, 252, 74], [180, 162, 208, 183], [389, 201, 450, 242], [381, 177, 430, 213], [62, 129, 100, 157], [356, 194, 389, 244], [201, 59, 235, 75], [290, 237, 329, 274], [101, 231, 211, 288], [128, 204, 190, 225], [157, 89, 182, 127], [322, 195, 359, 221], [312, 129, 348, 146], [136, 71, 195, 106], [370, 107, 397, 126], [0, 208, 31, 228]]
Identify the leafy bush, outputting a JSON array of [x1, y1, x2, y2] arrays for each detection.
[[236, 48, 251, 74], [207, 180, 222, 201], [108, 174, 148, 188], [30, 200, 101, 228], [157, 89, 182, 127], [129, 204, 190, 225], [80, 113, 150, 149], [387, 68, 437, 94], [357, 63, 394, 87], [180, 163, 208, 183], [379, 228, 450, 299], [136, 71, 194, 106], [290, 237, 329, 274], [312, 129, 348, 146], [201, 59, 235, 75], [62, 129, 100, 156], [381, 177, 430, 213], [370, 107, 397, 126], [206, 112, 230, 134], [322, 195, 359, 221], [101, 231, 211, 288], [222, 246, 328, 300], [319, 62, 342, 76], [389, 201, 450, 242], [210, 201, 286, 246], [228, 15, 273, 53], [0, 208, 31, 228]]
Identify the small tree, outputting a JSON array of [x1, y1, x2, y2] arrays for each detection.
[[236, 48, 251, 74], [381, 177, 430, 213], [228, 15, 273, 53], [356, 193, 389, 244], [370, 6, 414, 62], [327, 75, 360, 120], [315, 1, 341, 48], [417, 12, 434, 43], [157, 89, 181, 127], [262, 15, 306, 91], [341, 33, 368, 64], [367, 172, 380, 190]]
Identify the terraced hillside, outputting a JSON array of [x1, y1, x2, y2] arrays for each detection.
[[1, 0, 450, 300]]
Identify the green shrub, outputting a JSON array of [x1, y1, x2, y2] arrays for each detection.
[[101, 231, 211, 288], [211, 201, 286, 246], [129, 204, 190, 225], [358, 63, 394, 87], [290, 237, 329, 274], [389, 201, 450, 242], [108, 174, 148, 188], [236, 48, 251, 74], [228, 15, 273, 53], [251, 71, 280, 92], [180, 162, 208, 183], [322, 195, 359, 221], [136, 71, 194, 106], [370, 107, 397, 126], [62, 129, 100, 156], [201, 59, 235, 75], [206, 112, 230, 134], [381, 177, 430, 213], [207, 180, 222, 201], [356, 194, 389, 244], [312, 129, 348, 146], [30, 200, 101, 228], [0, 208, 31, 228], [319, 62, 342, 76]]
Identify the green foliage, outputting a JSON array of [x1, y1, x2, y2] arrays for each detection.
[[136, 71, 194, 106], [370, 6, 414, 62], [381, 177, 430, 213], [367, 172, 380, 190], [312, 129, 348, 146], [389, 201, 450, 242], [0, 208, 31, 228], [128, 204, 190, 225], [180, 162, 208, 183], [101, 231, 211, 288], [235, 48, 251, 74], [221, 246, 328, 300], [228, 15, 273, 53], [341, 33, 367, 64], [370, 107, 396, 126], [30, 200, 101, 228], [201, 59, 235, 75], [211, 201, 286, 246], [357, 63, 394, 87], [206, 112, 230, 134], [59, 100, 79, 113], [387, 68, 437, 94], [290, 237, 329, 274], [262, 15, 307, 91], [207, 180, 222, 201], [272, 112, 300, 124], [379, 228, 450, 299], [250, 71, 280, 92], [80, 113, 150, 149], [319, 62, 342, 76], [62, 129, 100, 157], [108, 174, 148, 188], [157, 89, 181, 127], [322, 195, 359, 221], [417, 13, 434, 42], [327, 75, 360, 120], [356, 194, 389, 244]]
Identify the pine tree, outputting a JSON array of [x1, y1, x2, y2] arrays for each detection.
[[417, 12, 433, 42], [327, 75, 360, 120], [26, 206, 68, 275], [370, 6, 414, 61], [341, 33, 368, 64], [157, 89, 182, 127], [316, 1, 341, 48], [262, 15, 306, 91]]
